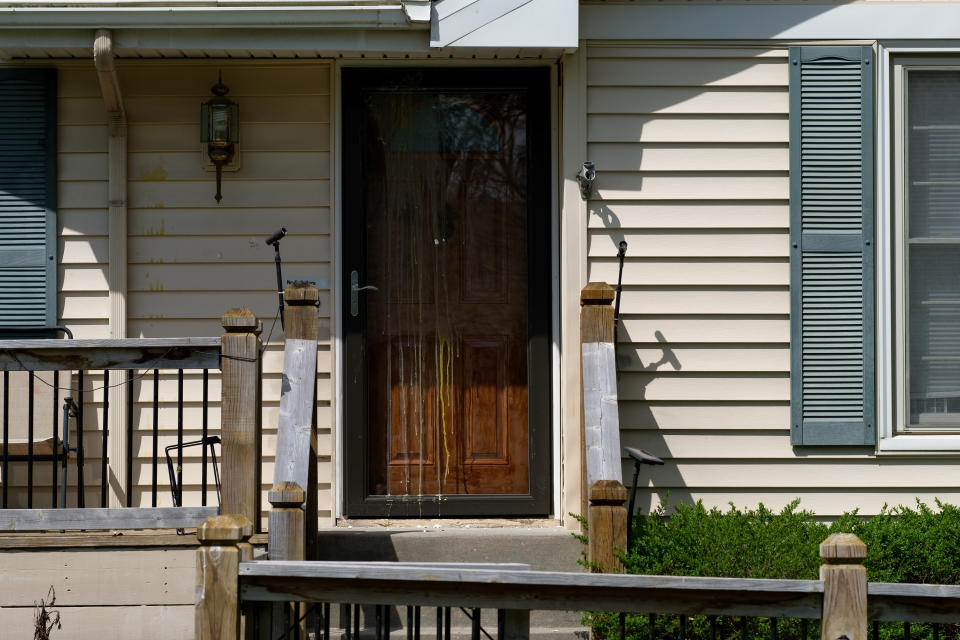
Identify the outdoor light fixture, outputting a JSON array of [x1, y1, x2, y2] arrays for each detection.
[[577, 161, 596, 200], [200, 72, 239, 203]]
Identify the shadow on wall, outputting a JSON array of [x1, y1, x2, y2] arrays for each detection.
[[582, 46, 793, 516]]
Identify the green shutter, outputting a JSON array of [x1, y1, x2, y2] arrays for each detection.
[[790, 46, 875, 446], [0, 68, 56, 327]]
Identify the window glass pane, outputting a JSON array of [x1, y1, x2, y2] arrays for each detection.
[[906, 70, 960, 426]]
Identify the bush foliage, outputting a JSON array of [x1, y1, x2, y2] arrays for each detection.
[[577, 497, 960, 640]]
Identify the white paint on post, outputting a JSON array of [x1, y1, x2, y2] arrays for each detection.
[[273, 338, 318, 492], [582, 341, 622, 487]]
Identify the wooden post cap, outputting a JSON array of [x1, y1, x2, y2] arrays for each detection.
[[284, 282, 320, 306], [221, 308, 261, 333], [589, 479, 628, 504], [581, 282, 615, 306], [197, 514, 254, 544], [820, 533, 867, 563], [269, 481, 306, 508]]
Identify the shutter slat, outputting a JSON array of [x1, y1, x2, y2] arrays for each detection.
[[790, 46, 875, 446], [0, 68, 56, 327]]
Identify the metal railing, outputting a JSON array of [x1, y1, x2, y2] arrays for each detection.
[[0, 337, 224, 531]]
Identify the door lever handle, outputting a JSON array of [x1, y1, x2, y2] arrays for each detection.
[[350, 270, 378, 317]]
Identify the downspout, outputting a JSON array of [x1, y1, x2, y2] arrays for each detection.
[[94, 29, 129, 507]]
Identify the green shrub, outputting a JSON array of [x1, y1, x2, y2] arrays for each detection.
[[576, 497, 960, 640]]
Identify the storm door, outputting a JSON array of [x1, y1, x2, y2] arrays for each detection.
[[342, 68, 551, 517]]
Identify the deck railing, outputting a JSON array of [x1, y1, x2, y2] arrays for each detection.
[[0, 305, 265, 533], [196, 521, 960, 640]]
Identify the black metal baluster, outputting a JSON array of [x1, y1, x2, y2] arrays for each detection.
[[324, 603, 330, 640], [126, 370, 133, 507], [437, 607, 443, 640], [52, 371, 58, 507], [771, 618, 778, 640], [648, 614, 656, 640], [905, 621, 911, 640], [407, 606, 414, 640], [177, 369, 184, 507], [803, 618, 810, 640], [679, 615, 686, 640], [934, 623, 941, 640], [202, 368, 209, 505], [2, 371, 8, 508], [76, 370, 85, 507], [344, 604, 352, 640], [872, 621, 879, 640], [740, 617, 748, 640], [101, 370, 109, 507], [152, 369, 159, 506], [444, 608, 451, 640], [471, 609, 480, 640], [619, 612, 626, 640], [27, 371, 34, 507], [353, 604, 360, 640], [710, 616, 718, 640], [415, 606, 420, 640], [376, 605, 383, 640]]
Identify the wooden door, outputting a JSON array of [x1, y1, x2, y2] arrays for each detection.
[[343, 69, 551, 517]]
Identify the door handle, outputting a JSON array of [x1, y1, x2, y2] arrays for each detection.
[[350, 270, 379, 317]]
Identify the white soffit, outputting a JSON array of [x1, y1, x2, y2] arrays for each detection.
[[582, 3, 960, 41], [431, 0, 577, 49]]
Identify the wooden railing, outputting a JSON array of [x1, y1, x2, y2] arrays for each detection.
[[0, 298, 269, 533], [195, 524, 960, 640], [580, 282, 627, 573]]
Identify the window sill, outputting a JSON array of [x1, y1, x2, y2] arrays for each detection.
[[878, 434, 960, 453]]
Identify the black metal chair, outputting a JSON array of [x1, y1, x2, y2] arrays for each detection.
[[0, 326, 80, 508]]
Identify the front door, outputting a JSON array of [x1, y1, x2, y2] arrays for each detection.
[[342, 68, 551, 517]]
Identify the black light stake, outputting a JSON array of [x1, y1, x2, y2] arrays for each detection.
[[266, 227, 288, 330], [614, 240, 628, 346]]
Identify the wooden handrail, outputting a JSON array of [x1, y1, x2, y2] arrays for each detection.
[[0, 337, 220, 371], [580, 282, 627, 574]]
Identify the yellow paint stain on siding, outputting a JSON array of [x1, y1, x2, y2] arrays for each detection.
[[139, 167, 168, 182], [144, 220, 166, 237]]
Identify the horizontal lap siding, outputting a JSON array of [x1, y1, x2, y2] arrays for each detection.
[[585, 44, 902, 518], [6, 63, 334, 522], [123, 63, 333, 522]]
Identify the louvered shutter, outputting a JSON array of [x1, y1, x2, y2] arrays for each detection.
[[789, 46, 875, 446], [0, 69, 56, 326]]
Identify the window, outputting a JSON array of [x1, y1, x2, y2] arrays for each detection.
[[892, 59, 960, 435]]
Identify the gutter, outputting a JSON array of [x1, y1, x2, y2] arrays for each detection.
[[93, 28, 129, 507], [0, 5, 419, 29]]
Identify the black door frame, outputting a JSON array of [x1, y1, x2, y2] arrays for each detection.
[[341, 67, 553, 518]]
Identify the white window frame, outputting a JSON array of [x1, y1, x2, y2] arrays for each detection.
[[878, 43, 960, 451]]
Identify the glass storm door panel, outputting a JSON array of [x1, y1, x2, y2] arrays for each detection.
[[342, 69, 551, 517]]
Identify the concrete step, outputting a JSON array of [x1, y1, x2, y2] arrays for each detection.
[[313, 526, 589, 638]]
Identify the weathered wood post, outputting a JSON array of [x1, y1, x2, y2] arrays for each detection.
[[268, 481, 306, 639], [196, 514, 253, 640], [580, 282, 628, 574], [221, 308, 263, 531], [274, 282, 320, 559], [820, 533, 868, 640]]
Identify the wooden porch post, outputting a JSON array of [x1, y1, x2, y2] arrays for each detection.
[[221, 308, 263, 531], [196, 514, 253, 640], [267, 481, 306, 640], [275, 282, 320, 559], [820, 533, 868, 640], [580, 282, 628, 574]]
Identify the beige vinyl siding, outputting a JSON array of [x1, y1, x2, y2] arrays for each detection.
[[121, 62, 333, 521], [5, 62, 333, 520], [584, 43, 918, 519]]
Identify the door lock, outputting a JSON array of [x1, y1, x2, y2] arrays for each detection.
[[350, 270, 379, 317]]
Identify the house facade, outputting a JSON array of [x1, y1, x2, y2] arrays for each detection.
[[1, 0, 959, 533]]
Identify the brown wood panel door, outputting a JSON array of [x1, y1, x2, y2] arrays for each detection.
[[343, 69, 551, 517]]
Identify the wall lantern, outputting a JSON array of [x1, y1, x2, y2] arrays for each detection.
[[200, 72, 239, 203]]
